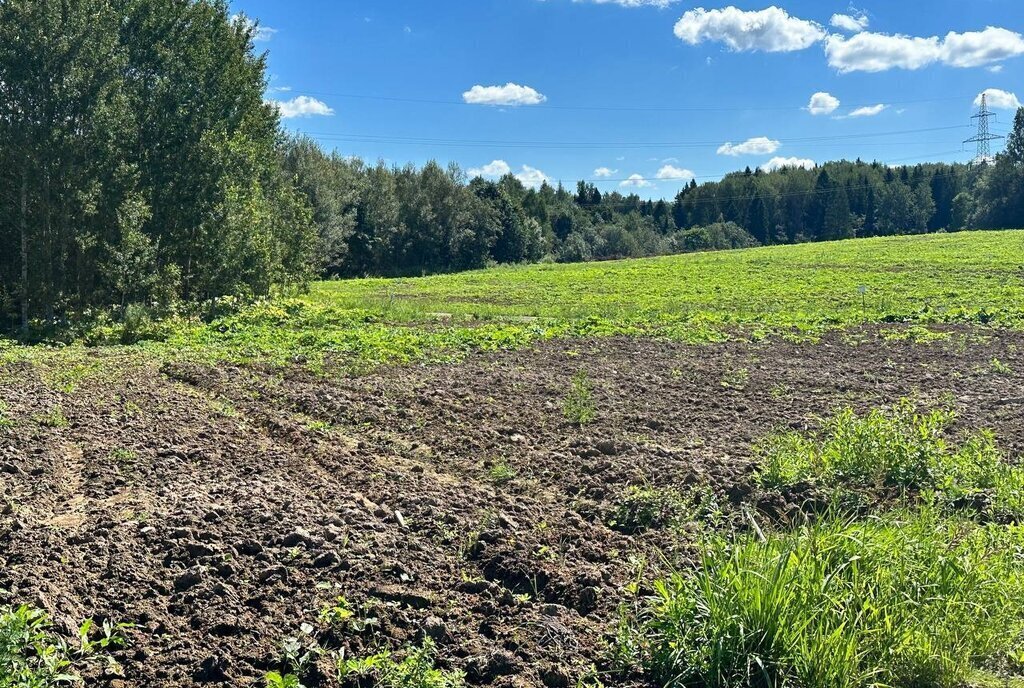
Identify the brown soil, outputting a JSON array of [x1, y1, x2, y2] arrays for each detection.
[[2, 327, 1024, 687]]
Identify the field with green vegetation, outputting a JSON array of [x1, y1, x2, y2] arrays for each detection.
[[3, 230, 1024, 688], [55, 229, 1017, 370]]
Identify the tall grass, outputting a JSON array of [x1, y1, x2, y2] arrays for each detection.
[[620, 509, 1024, 688], [755, 399, 1024, 519]]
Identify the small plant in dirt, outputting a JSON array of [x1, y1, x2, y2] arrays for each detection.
[[33, 407, 68, 429], [107, 448, 136, 463], [0, 401, 13, 429], [0, 605, 129, 688], [719, 367, 749, 389], [336, 639, 464, 688], [562, 370, 596, 425], [991, 357, 1013, 375], [616, 508, 1024, 688], [487, 460, 517, 485], [609, 485, 721, 535], [265, 671, 303, 688], [754, 398, 1024, 519]]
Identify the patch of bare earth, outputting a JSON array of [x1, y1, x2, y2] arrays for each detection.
[[2, 327, 1023, 686]]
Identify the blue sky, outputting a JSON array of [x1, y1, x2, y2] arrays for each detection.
[[235, 1, 1023, 199]]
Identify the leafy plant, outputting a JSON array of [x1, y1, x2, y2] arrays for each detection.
[[337, 639, 464, 688], [562, 370, 596, 425], [755, 399, 1024, 518], [265, 671, 303, 688], [0, 605, 128, 688]]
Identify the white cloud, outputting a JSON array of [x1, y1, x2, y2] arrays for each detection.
[[807, 91, 840, 115], [620, 174, 653, 188], [825, 32, 941, 73], [270, 96, 334, 119], [830, 13, 869, 33], [717, 136, 780, 156], [847, 103, 888, 117], [468, 160, 512, 178], [593, 167, 617, 177], [988, 65, 1004, 73], [515, 165, 550, 189], [825, 27, 1024, 73], [760, 156, 815, 172], [975, 88, 1022, 110], [941, 27, 1024, 68], [462, 83, 547, 106], [673, 6, 825, 53], [572, 0, 680, 6], [655, 164, 695, 180], [232, 14, 277, 42]]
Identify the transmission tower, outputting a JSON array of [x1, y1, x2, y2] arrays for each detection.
[[964, 93, 1004, 164]]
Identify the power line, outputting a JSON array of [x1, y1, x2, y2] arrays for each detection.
[[294, 125, 972, 151], [281, 89, 982, 114]]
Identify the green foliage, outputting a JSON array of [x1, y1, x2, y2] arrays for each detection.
[[755, 400, 1024, 518], [619, 509, 1024, 688], [562, 370, 596, 425], [33, 407, 68, 429], [336, 640, 464, 688], [608, 485, 721, 534], [0, 0, 316, 332], [487, 460, 518, 485], [0, 605, 128, 688], [264, 671, 303, 688]]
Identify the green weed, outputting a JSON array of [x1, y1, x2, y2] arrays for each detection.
[[0, 606, 129, 688], [618, 508, 1024, 688], [755, 399, 1024, 518], [33, 407, 68, 429], [608, 485, 720, 534], [563, 370, 596, 425], [487, 460, 517, 485], [336, 639, 464, 688]]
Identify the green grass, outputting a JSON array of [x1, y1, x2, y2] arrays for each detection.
[[755, 399, 1024, 519], [2, 231, 1024, 370], [618, 509, 1024, 688], [562, 370, 597, 425]]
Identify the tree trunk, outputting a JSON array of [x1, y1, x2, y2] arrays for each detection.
[[19, 173, 28, 339]]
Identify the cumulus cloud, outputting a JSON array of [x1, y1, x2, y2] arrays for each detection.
[[462, 83, 547, 106], [515, 165, 550, 188], [468, 160, 512, 178], [830, 13, 869, 33], [825, 27, 1024, 73], [975, 88, 1022, 110], [620, 174, 654, 188], [270, 96, 334, 119], [717, 136, 780, 156], [847, 103, 888, 117], [941, 27, 1024, 68], [760, 156, 815, 172], [593, 167, 618, 177], [807, 91, 840, 115], [655, 165, 696, 180], [673, 6, 825, 53]]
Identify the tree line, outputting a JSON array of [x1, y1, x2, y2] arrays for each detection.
[[284, 112, 1024, 278], [2, 0, 1023, 335]]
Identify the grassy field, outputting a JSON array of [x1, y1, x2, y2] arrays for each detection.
[[158, 230, 1024, 369]]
